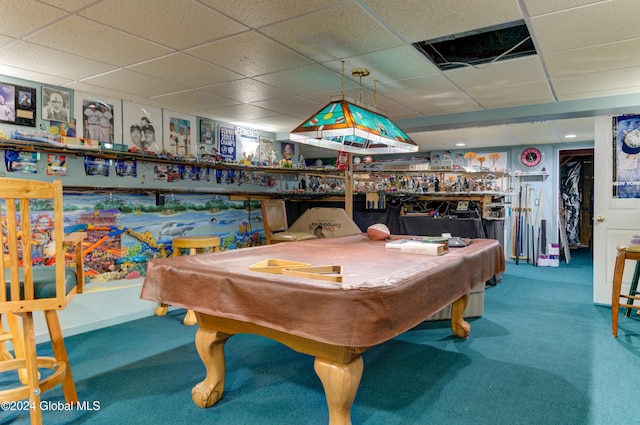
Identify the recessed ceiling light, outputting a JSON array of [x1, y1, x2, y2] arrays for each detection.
[[456, 143, 466, 147], [565, 134, 577, 139]]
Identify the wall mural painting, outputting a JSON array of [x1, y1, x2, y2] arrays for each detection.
[[5, 192, 266, 292]]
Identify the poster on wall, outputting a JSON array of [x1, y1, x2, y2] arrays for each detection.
[[259, 136, 274, 164], [613, 114, 640, 198], [75, 91, 122, 145], [123, 102, 162, 153], [199, 117, 216, 145], [46, 154, 66, 176], [84, 156, 109, 177], [237, 126, 259, 162], [218, 125, 236, 162], [115, 159, 137, 177], [42, 86, 70, 123], [0, 83, 16, 123], [164, 110, 196, 158], [5, 150, 39, 173], [153, 164, 180, 182]]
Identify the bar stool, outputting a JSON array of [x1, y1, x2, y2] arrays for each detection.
[[611, 245, 640, 336], [155, 235, 221, 326]]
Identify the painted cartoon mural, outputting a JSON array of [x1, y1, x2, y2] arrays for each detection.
[[12, 191, 266, 291]]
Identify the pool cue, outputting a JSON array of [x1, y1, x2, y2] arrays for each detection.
[[527, 187, 536, 265], [515, 177, 522, 265], [525, 184, 533, 264], [533, 186, 543, 265]]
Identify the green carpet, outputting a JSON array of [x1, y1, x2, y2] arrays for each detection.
[[3, 248, 640, 424]]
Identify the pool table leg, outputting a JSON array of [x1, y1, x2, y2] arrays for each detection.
[[314, 355, 364, 425], [192, 327, 231, 408], [451, 293, 471, 338]]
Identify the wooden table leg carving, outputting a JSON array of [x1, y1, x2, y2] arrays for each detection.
[[191, 327, 230, 408], [314, 355, 364, 425], [155, 303, 168, 316], [451, 293, 471, 338]]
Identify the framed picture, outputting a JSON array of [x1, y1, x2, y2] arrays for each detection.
[[259, 136, 274, 163], [42, 86, 71, 123], [0, 82, 16, 124], [16, 85, 36, 127], [281, 142, 295, 161], [123, 101, 162, 153], [74, 91, 122, 145], [163, 110, 196, 158], [199, 117, 216, 145]]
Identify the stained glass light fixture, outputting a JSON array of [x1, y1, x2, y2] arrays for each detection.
[[289, 66, 418, 154]]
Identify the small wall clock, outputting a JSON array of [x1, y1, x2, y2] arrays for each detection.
[[520, 147, 543, 167]]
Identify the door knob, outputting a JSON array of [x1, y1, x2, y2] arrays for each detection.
[[596, 216, 605, 222]]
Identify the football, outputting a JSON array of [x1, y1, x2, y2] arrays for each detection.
[[367, 223, 390, 240]]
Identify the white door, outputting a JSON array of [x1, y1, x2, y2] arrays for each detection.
[[593, 115, 640, 304]]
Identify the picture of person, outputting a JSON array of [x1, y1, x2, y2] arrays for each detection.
[[66, 119, 77, 137], [143, 124, 156, 148], [130, 124, 143, 149], [282, 142, 295, 160], [98, 103, 113, 143], [202, 124, 213, 144], [0, 94, 14, 122], [19, 92, 31, 108], [43, 91, 69, 122], [167, 117, 192, 156], [83, 103, 101, 140]]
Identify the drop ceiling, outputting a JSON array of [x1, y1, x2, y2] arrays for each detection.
[[2, 0, 640, 158]]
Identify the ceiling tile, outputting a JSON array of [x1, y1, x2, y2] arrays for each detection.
[[401, 94, 483, 117], [1, 0, 67, 37], [80, 69, 189, 97], [0, 41, 117, 80], [39, 0, 96, 11], [144, 90, 239, 113], [25, 16, 173, 67], [186, 31, 312, 77], [199, 78, 294, 103], [544, 40, 640, 78], [0, 64, 71, 87], [200, 103, 280, 121], [361, 0, 523, 43], [522, 0, 607, 17], [323, 46, 440, 86], [63, 81, 141, 102], [504, 122, 560, 145], [252, 96, 324, 120], [129, 53, 242, 88], [446, 57, 547, 90], [79, 0, 248, 50], [552, 67, 640, 98], [467, 81, 555, 109], [200, 0, 349, 28], [531, 0, 640, 54], [254, 65, 355, 96], [552, 117, 595, 142], [377, 74, 462, 102], [261, 3, 403, 63]]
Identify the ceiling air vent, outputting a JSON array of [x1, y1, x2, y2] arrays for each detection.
[[412, 20, 536, 71]]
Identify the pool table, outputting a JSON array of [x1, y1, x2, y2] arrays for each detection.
[[141, 234, 504, 425]]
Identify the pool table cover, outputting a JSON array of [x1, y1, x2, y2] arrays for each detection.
[[141, 234, 504, 348]]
